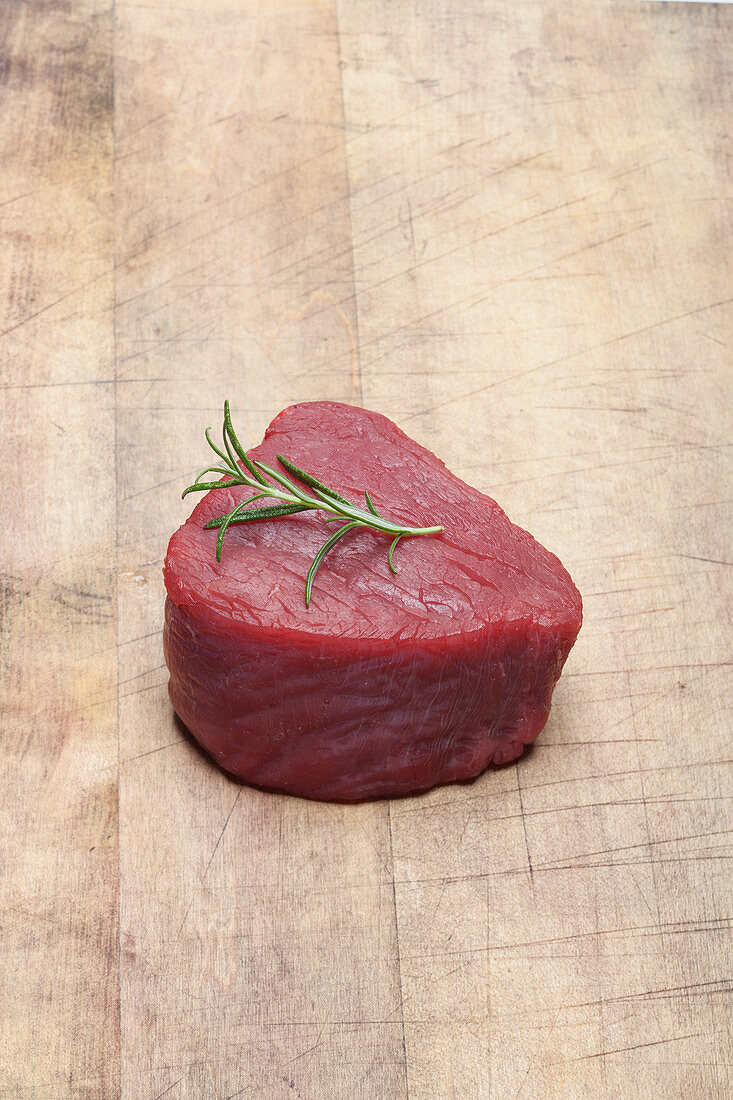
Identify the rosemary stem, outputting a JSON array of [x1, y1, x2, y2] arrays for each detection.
[[183, 402, 445, 606]]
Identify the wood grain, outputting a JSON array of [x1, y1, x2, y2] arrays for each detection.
[[1, 1, 731, 1097], [0, 2, 118, 1096], [114, 2, 402, 1097], [336, 2, 732, 1096]]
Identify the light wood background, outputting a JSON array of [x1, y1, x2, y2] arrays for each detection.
[[1, 1, 731, 1097]]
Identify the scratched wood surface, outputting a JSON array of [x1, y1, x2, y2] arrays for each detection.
[[0, 2, 119, 1098], [1, 1, 731, 1097]]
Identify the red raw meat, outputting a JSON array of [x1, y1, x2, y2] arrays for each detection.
[[163, 402, 582, 801]]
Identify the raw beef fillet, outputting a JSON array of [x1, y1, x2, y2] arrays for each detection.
[[164, 402, 582, 801]]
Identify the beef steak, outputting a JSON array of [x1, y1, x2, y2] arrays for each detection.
[[163, 402, 582, 801]]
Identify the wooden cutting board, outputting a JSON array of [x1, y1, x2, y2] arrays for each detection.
[[1, 1, 730, 1096]]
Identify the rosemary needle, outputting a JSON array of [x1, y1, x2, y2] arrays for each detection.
[[182, 401, 444, 608]]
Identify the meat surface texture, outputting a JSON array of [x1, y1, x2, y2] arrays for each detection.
[[163, 402, 582, 801]]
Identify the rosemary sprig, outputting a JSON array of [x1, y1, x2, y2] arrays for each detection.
[[182, 401, 444, 607]]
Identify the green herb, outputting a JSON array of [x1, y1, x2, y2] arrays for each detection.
[[182, 400, 444, 607]]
